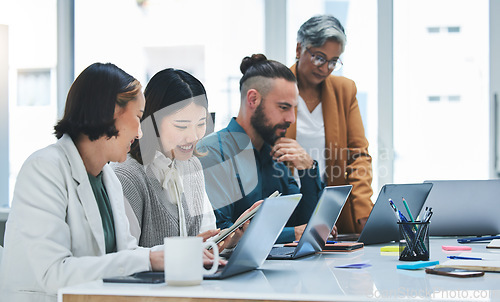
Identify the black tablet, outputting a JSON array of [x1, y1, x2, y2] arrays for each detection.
[[103, 271, 165, 284]]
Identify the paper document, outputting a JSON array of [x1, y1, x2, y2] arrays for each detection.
[[487, 239, 500, 249], [437, 252, 500, 272]]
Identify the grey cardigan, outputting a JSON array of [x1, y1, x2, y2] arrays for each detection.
[[113, 155, 211, 247]]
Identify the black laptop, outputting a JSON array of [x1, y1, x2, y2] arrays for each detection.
[[337, 183, 433, 245]]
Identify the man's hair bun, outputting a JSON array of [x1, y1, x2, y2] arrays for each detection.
[[240, 54, 268, 75]]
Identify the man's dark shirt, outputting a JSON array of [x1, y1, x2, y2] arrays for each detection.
[[198, 118, 324, 243]]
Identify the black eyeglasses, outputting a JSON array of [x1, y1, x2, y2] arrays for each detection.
[[305, 48, 343, 71]]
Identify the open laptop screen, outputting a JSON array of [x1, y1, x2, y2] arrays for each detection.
[[357, 183, 433, 245]]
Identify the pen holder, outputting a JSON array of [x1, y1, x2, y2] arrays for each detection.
[[397, 221, 430, 261]]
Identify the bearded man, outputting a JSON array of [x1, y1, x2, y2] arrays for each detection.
[[198, 54, 323, 243]]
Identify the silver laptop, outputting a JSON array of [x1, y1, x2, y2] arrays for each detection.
[[423, 180, 500, 236], [338, 183, 433, 245], [105, 194, 301, 283], [204, 194, 302, 279], [267, 185, 352, 260]]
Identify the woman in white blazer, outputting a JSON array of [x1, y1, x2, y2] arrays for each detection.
[[0, 63, 213, 302]]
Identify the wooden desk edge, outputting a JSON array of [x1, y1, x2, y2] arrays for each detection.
[[62, 294, 328, 302]]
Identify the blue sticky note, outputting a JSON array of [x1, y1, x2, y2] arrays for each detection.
[[397, 260, 439, 270]]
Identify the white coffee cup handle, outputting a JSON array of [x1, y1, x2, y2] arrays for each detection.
[[203, 241, 219, 275]]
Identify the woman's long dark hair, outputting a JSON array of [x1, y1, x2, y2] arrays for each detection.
[[130, 68, 208, 165]]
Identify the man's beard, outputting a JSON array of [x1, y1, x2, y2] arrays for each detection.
[[250, 101, 291, 146]]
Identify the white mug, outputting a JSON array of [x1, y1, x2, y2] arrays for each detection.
[[164, 236, 219, 286]]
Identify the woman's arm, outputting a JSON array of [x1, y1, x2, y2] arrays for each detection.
[[10, 155, 151, 294], [199, 190, 217, 233], [123, 195, 142, 242]]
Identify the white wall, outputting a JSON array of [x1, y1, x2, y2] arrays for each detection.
[[0, 24, 8, 208]]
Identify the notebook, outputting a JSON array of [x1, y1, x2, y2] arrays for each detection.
[[267, 185, 352, 260], [204, 193, 302, 279], [436, 252, 500, 272], [337, 183, 433, 245], [487, 239, 500, 249], [423, 180, 500, 236]]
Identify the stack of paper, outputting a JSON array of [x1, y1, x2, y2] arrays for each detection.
[[486, 239, 500, 249], [436, 252, 500, 272]]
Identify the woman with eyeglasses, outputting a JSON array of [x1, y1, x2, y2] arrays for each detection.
[[282, 15, 374, 235]]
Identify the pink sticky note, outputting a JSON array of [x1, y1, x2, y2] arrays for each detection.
[[442, 245, 472, 251]]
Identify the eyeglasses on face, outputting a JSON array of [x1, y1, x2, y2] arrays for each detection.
[[305, 48, 343, 71]]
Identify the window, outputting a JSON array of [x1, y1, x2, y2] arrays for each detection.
[[17, 69, 51, 106], [394, 0, 489, 183], [2, 0, 57, 206]]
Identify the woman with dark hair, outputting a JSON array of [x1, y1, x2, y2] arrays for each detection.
[[0, 63, 173, 302], [283, 15, 373, 235], [113, 68, 241, 249]]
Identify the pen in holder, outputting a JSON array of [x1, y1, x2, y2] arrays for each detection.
[[398, 221, 430, 261]]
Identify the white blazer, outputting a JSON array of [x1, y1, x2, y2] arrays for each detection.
[[0, 135, 151, 302]]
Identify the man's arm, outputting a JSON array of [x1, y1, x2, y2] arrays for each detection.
[[198, 138, 239, 230], [295, 160, 324, 222], [271, 138, 324, 226], [213, 206, 235, 230], [287, 162, 324, 226], [198, 132, 258, 230], [273, 161, 324, 243]]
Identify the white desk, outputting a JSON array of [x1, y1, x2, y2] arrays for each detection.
[[58, 238, 500, 302]]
